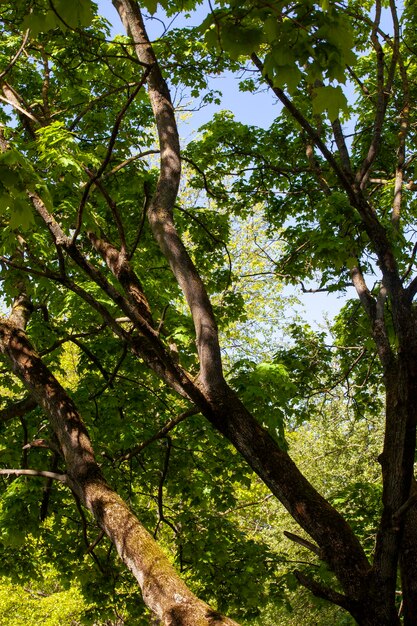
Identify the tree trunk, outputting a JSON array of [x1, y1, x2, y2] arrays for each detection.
[[400, 479, 417, 625]]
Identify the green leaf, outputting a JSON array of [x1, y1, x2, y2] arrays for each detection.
[[312, 85, 348, 121], [142, 0, 159, 14], [54, 0, 95, 28], [9, 196, 34, 231]]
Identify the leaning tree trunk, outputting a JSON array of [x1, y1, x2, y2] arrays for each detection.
[[0, 319, 239, 626]]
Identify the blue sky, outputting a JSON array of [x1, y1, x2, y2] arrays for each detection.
[[97, 0, 278, 129], [95, 0, 359, 328]]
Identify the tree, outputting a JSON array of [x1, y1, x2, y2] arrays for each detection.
[[0, 0, 416, 624]]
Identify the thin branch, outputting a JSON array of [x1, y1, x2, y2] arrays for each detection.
[[154, 436, 177, 537], [70, 337, 110, 382], [251, 53, 354, 200], [0, 29, 30, 80], [83, 166, 127, 252], [181, 154, 227, 200], [91, 343, 128, 399], [69, 82, 140, 131], [40, 326, 106, 356], [105, 149, 160, 177], [346, 65, 370, 96], [72, 71, 151, 243], [355, 0, 399, 188], [390, 1, 410, 229], [0, 468, 67, 482], [128, 179, 151, 260], [176, 204, 232, 289], [85, 529, 105, 554], [300, 281, 350, 294], [219, 494, 273, 517], [40, 452, 60, 521], [402, 242, 417, 283], [73, 492, 106, 573], [119, 407, 198, 461]]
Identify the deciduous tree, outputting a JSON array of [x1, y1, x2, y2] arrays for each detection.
[[0, 1, 416, 625]]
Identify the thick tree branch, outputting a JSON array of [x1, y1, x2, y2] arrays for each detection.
[[0, 395, 37, 423], [0, 321, 239, 626], [30, 190, 197, 400], [295, 570, 359, 616], [113, 0, 224, 395]]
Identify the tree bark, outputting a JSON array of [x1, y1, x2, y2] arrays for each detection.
[[399, 482, 417, 624]]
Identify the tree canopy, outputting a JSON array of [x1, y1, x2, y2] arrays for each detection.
[[0, 1, 416, 625]]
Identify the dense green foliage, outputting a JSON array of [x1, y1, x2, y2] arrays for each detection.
[[0, 0, 416, 625]]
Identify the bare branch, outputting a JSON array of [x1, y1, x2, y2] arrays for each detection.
[[0, 468, 67, 482], [295, 570, 356, 614], [105, 149, 160, 177], [284, 531, 323, 558]]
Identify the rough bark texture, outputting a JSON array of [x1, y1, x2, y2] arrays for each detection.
[[400, 480, 417, 625]]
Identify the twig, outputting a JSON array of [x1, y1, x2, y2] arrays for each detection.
[[119, 407, 198, 461], [85, 529, 105, 554], [72, 69, 151, 243], [220, 494, 273, 516], [105, 149, 160, 176], [0, 30, 30, 80]]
